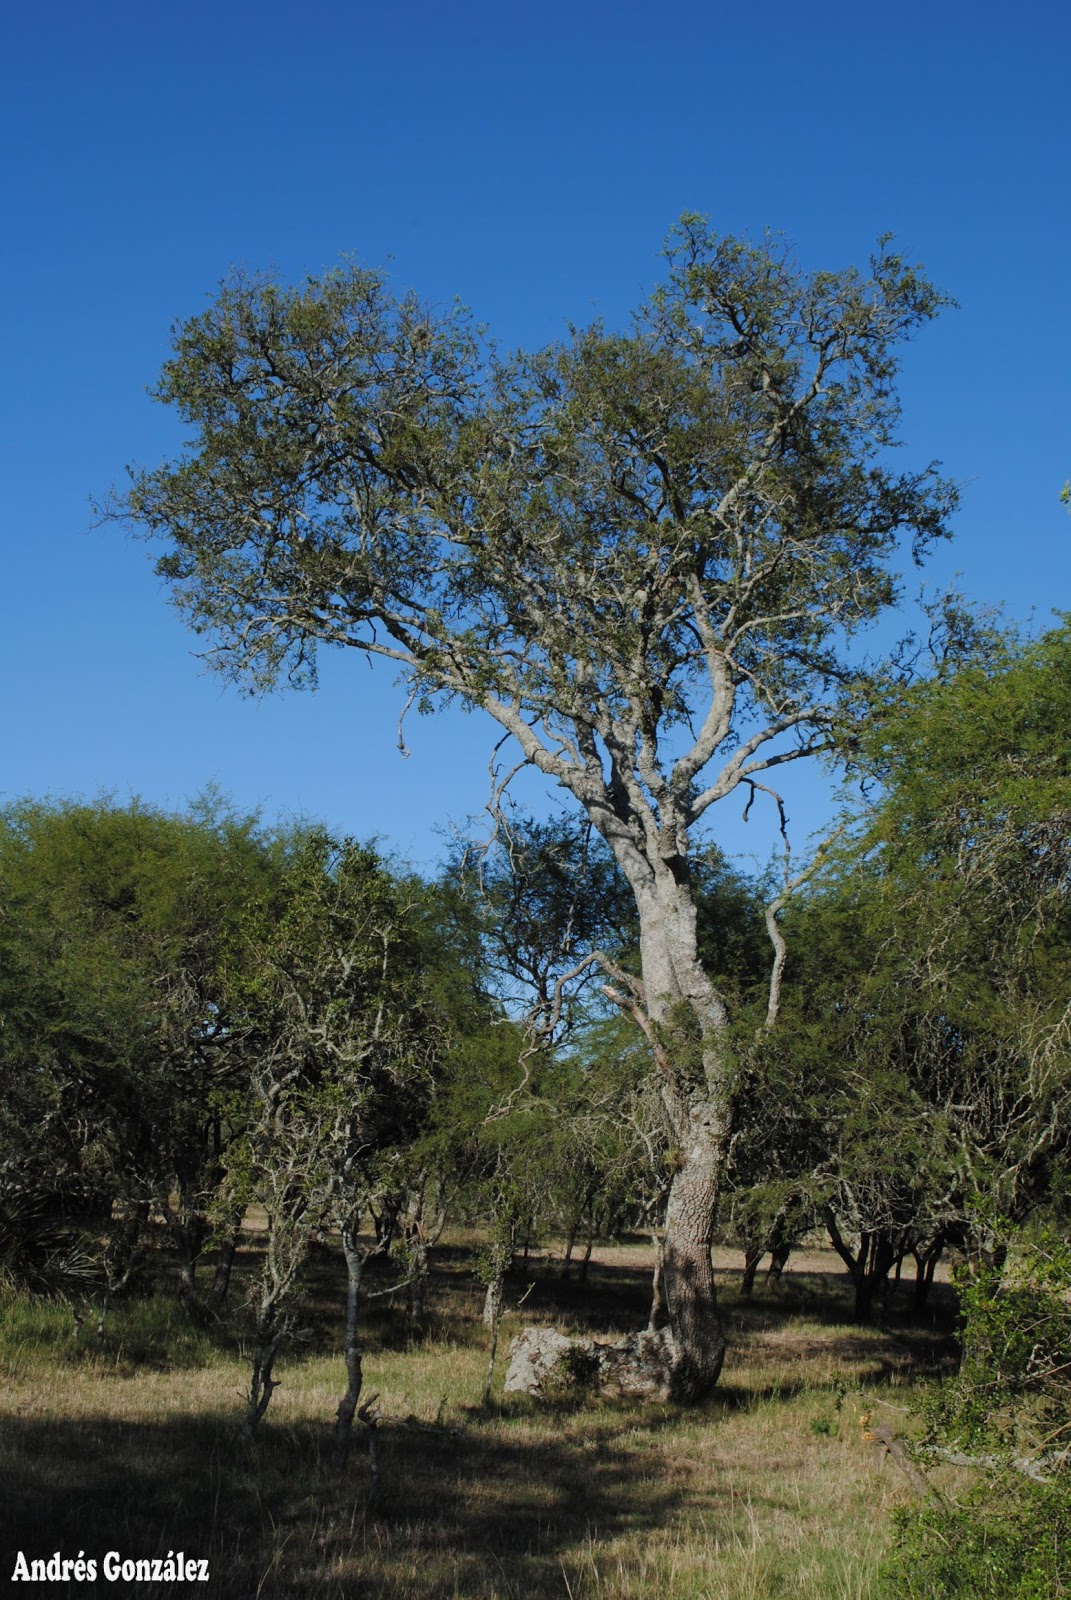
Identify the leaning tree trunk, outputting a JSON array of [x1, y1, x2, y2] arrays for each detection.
[[767, 1239, 792, 1287]]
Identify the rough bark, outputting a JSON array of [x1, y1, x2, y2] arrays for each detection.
[[616, 862, 731, 1400], [660, 1117, 728, 1396]]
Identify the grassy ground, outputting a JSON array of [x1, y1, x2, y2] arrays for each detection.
[[0, 1234, 958, 1598]]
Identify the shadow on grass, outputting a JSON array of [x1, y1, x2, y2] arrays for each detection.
[[0, 1398, 709, 1599]]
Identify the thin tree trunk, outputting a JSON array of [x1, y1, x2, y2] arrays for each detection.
[[481, 1231, 512, 1405], [246, 1339, 280, 1431], [560, 1218, 581, 1278], [766, 1241, 791, 1285], [208, 1215, 242, 1306], [405, 1232, 429, 1332], [648, 1232, 666, 1330], [98, 1197, 149, 1330], [824, 1214, 897, 1323], [333, 1221, 366, 1472], [912, 1234, 945, 1308], [164, 1189, 209, 1317], [740, 1241, 763, 1299], [578, 1213, 597, 1284]]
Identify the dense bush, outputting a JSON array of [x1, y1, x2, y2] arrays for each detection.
[[881, 1232, 1071, 1598]]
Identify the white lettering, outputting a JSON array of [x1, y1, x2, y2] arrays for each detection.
[[94, 1546, 207, 1582], [11, 1552, 29, 1581]]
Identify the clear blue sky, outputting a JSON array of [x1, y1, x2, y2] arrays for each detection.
[[2, 0, 1068, 872]]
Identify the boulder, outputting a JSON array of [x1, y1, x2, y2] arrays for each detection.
[[502, 1328, 578, 1395], [503, 1325, 676, 1401]]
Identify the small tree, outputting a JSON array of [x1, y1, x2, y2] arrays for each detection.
[[223, 833, 440, 1455]]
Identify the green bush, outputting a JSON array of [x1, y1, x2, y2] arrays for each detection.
[[882, 1476, 1071, 1599], [880, 1230, 1071, 1598]]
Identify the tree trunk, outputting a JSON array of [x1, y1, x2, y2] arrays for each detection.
[[660, 1113, 728, 1398], [824, 1215, 897, 1324], [101, 1197, 148, 1309], [649, 1232, 666, 1329], [482, 1229, 513, 1405], [246, 1339, 279, 1431], [767, 1241, 791, 1285], [405, 1231, 429, 1331], [912, 1235, 945, 1308], [163, 1185, 209, 1316], [626, 864, 732, 1401], [560, 1218, 580, 1278], [578, 1214, 596, 1284], [740, 1241, 762, 1299], [333, 1221, 366, 1472], [208, 1215, 243, 1306]]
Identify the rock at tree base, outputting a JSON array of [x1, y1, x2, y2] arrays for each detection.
[[504, 1326, 676, 1400]]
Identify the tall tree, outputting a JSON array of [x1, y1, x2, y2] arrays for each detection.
[[123, 220, 955, 1398]]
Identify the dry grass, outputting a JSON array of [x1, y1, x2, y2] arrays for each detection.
[[0, 1235, 957, 1598]]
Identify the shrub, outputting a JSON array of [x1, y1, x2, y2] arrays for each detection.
[[880, 1230, 1071, 1598]]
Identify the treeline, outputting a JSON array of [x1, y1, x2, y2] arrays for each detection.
[[0, 793, 659, 1450], [730, 622, 1071, 1314], [1, 621, 1069, 1570]]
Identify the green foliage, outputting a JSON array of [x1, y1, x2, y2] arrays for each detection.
[[881, 1232, 1071, 1598], [775, 621, 1071, 1256], [882, 1478, 1071, 1599], [128, 225, 955, 737], [0, 795, 281, 1226], [929, 1232, 1071, 1451], [121, 221, 961, 1390]]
